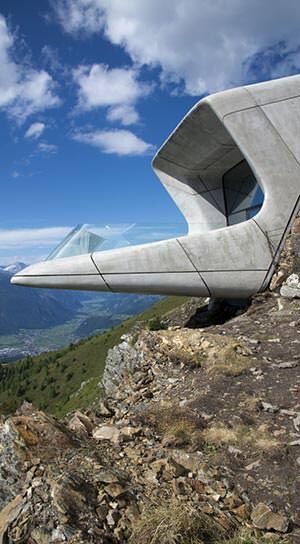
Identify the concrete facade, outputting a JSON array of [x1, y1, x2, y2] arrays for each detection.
[[11, 75, 300, 298]]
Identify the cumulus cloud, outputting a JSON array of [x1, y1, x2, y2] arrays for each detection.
[[73, 63, 149, 124], [72, 128, 154, 156], [0, 227, 70, 249], [52, 0, 104, 35], [0, 14, 60, 121], [0, 226, 72, 265], [106, 104, 139, 126], [25, 122, 45, 139], [54, 0, 300, 94], [38, 142, 58, 153]]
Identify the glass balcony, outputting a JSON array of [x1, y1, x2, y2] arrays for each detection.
[[46, 223, 188, 260]]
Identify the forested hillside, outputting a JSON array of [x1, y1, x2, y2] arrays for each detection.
[[0, 296, 189, 416]]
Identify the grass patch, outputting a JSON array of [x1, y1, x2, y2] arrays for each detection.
[[201, 338, 255, 376], [131, 510, 286, 544], [169, 350, 205, 368], [144, 404, 205, 449], [239, 394, 261, 412], [216, 528, 285, 543], [203, 422, 278, 452], [156, 331, 256, 376], [130, 497, 225, 544]]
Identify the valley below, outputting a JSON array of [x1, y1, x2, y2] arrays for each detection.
[[0, 267, 161, 361]]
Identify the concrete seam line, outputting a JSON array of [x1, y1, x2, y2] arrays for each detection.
[[251, 218, 275, 257], [222, 91, 300, 122], [259, 193, 300, 291], [176, 238, 212, 298], [90, 254, 112, 292]]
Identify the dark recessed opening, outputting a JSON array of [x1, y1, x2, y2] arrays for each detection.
[[223, 160, 264, 226]]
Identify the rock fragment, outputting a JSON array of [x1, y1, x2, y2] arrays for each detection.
[[251, 503, 289, 533], [259, 401, 279, 413], [280, 273, 300, 298], [0, 495, 25, 543], [278, 360, 298, 369], [293, 414, 300, 432], [68, 411, 94, 435], [93, 425, 120, 444]]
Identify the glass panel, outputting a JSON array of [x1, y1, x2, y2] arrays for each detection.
[[47, 223, 188, 260], [223, 160, 264, 225], [228, 210, 247, 226]]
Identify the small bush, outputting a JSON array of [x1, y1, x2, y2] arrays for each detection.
[[148, 317, 167, 331]]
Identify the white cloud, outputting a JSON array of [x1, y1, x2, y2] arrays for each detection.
[[52, 0, 104, 35], [0, 226, 72, 265], [41, 45, 64, 75], [54, 0, 300, 95], [106, 104, 139, 126], [73, 63, 149, 124], [0, 227, 70, 249], [38, 142, 58, 153], [0, 14, 60, 121], [25, 122, 45, 139], [74, 64, 143, 108], [72, 128, 154, 156]]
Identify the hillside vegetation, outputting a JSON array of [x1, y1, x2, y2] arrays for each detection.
[[0, 296, 189, 417]]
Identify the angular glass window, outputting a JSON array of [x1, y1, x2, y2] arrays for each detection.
[[223, 160, 264, 226], [46, 223, 187, 260]]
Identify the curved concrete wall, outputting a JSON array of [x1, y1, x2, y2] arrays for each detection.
[[12, 75, 300, 298]]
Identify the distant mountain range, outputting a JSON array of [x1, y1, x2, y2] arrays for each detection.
[[0, 263, 161, 337], [0, 264, 83, 335], [0, 262, 27, 274]]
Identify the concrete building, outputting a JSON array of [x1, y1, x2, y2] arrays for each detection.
[[11, 75, 300, 298]]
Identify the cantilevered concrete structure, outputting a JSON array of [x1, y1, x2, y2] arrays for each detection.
[[11, 75, 300, 298]]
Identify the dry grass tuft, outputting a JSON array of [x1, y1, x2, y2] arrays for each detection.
[[168, 350, 204, 368], [145, 404, 205, 449], [239, 394, 261, 412], [203, 424, 237, 445], [129, 497, 225, 544], [158, 331, 256, 377], [203, 422, 278, 453], [216, 527, 285, 544], [203, 340, 255, 376], [131, 502, 284, 544]]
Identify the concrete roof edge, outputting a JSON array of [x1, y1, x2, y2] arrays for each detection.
[[152, 75, 300, 173]]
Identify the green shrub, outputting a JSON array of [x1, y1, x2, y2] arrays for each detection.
[[148, 316, 167, 331]]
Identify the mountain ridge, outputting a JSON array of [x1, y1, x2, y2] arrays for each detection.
[[0, 266, 82, 335]]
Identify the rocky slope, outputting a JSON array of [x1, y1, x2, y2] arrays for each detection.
[[1, 219, 300, 543]]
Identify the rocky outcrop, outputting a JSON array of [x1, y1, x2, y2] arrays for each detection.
[[0, 420, 23, 509], [102, 335, 143, 395]]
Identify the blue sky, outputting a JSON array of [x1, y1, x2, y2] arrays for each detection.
[[1, 0, 300, 264]]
